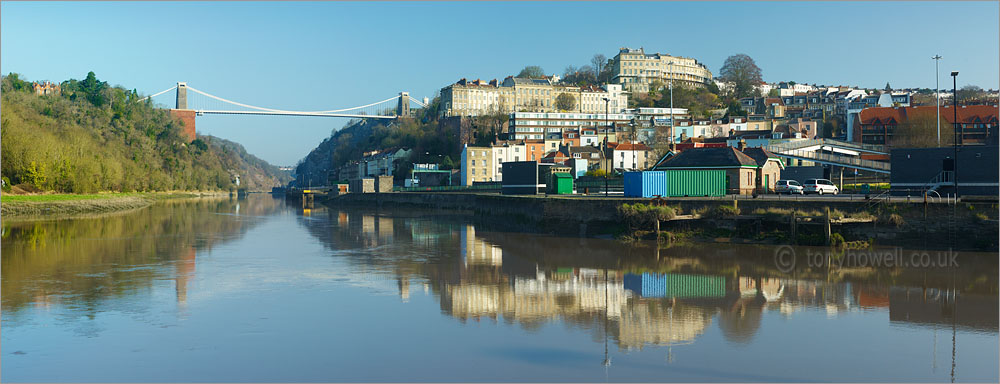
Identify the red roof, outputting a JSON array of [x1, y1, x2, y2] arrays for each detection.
[[615, 142, 651, 151], [859, 105, 998, 125]]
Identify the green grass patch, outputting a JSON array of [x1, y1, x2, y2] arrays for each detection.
[[1, 192, 146, 203]]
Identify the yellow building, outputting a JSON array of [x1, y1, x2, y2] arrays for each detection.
[[460, 145, 493, 185], [612, 47, 714, 93]]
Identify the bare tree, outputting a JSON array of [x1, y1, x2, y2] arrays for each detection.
[[563, 65, 578, 77], [719, 54, 763, 99], [591, 54, 607, 78], [957, 85, 985, 103], [892, 113, 952, 148]]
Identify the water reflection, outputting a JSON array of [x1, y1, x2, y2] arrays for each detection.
[[1, 196, 282, 323], [2, 197, 997, 382], [301, 207, 999, 353]]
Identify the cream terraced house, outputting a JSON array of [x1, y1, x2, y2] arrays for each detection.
[[612, 47, 714, 94], [440, 77, 627, 117]]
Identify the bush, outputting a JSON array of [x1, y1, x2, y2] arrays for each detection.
[[702, 204, 740, 219], [879, 213, 906, 228], [830, 233, 845, 247], [618, 203, 676, 229]]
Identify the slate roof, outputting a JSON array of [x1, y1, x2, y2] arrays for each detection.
[[741, 147, 782, 168], [653, 147, 758, 169]]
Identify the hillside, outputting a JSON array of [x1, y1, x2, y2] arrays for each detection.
[[293, 97, 464, 186], [1, 73, 291, 193]]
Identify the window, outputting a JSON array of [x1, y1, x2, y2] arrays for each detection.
[[471, 160, 476, 166]]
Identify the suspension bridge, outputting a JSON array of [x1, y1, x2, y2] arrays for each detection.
[[142, 82, 428, 140]]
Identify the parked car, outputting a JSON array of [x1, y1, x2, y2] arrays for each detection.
[[775, 179, 804, 194], [803, 178, 839, 195]]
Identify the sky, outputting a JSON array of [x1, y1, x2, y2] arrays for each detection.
[[3, 1, 998, 166]]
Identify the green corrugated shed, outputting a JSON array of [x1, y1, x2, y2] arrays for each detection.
[[551, 173, 574, 194], [664, 170, 726, 197]]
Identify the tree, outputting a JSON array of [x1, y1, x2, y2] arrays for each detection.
[[884, 82, 892, 91], [957, 85, 985, 103], [597, 58, 616, 84], [563, 65, 578, 77], [79, 71, 108, 106], [892, 114, 952, 148], [591, 54, 607, 78], [563, 67, 596, 86], [725, 99, 746, 118], [1, 73, 32, 93], [516, 66, 545, 79], [767, 89, 780, 97], [555, 93, 576, 111], [719, 54, 763, 99]]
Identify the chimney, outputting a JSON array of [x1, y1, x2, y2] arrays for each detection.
[[737, 140, 746, 152]]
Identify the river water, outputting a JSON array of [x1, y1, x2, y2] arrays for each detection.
[[2, 195, 997, 382]]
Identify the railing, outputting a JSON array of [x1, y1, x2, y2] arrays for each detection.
[[393, 179, 624, 193], [764, 138, 887, 154], [773, 149, 891, 172], [395, 183, 500, 193]]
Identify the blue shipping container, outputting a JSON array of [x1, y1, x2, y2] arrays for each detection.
[[624, 273, 726, 299], [624, 171, 667, 198]]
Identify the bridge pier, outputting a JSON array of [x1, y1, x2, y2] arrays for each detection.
[[168, 82, 196, 142]]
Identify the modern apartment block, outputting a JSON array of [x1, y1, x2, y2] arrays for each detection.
[[611, 47, 714, 94], [508, 111, 633, 140]]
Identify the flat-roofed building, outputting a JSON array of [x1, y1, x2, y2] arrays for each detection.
[[508, 111, 632, 141]]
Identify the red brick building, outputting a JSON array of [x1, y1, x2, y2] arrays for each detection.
[[854, 105, 998, 146]]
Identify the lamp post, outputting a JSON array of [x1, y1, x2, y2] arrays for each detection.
[[629, 118, 637, 171], [951, 71, 959, 199], [669, 62, 675, 148], [933, 55, 942, 146], [603, 97, 610, 196]]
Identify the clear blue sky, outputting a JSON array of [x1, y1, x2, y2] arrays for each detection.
[[3, 1, 998, 166]]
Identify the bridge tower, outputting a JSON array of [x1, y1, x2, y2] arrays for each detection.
[[176, 82, 188, 109], [397, 92, 410, 117], [169, 82, 196, 142]]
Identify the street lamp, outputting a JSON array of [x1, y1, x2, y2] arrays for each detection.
[[669, 61, 675, 148], [951, 70, 959, 198], [629, 118, 637, 171], [933, 55, 942, 146], [603, 97, 610, 196]]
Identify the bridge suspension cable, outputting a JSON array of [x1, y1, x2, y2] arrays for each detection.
[[140, 86, 177, 102], [183, 85, 406, 117]]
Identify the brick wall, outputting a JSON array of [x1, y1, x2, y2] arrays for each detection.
[[168, 109, 197, 142]]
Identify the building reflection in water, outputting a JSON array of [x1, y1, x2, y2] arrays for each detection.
[[311, 209, 998, 356]]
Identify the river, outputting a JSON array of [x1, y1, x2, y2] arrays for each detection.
[[2, 195, 997, 382]]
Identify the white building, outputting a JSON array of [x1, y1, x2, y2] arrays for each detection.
[[508, 111, 632, 140]]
